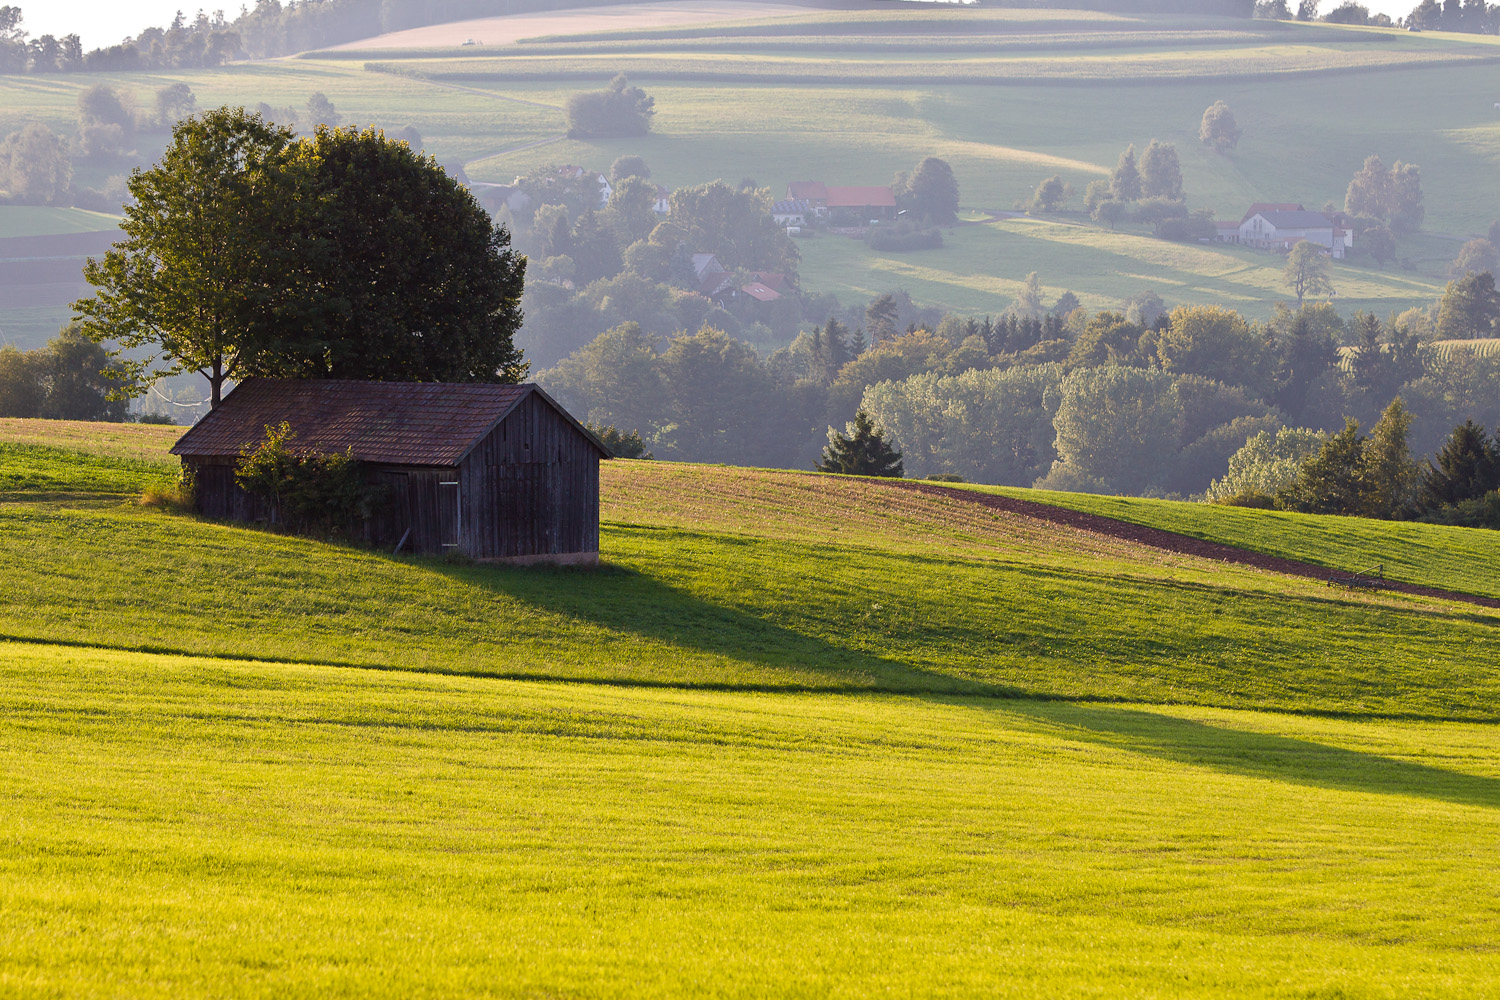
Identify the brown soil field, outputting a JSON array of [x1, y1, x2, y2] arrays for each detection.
[[324, 0, 827, 50]]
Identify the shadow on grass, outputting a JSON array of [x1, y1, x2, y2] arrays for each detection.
[[429, 548, 1014, 697], [1008, 702, 1500, 811]]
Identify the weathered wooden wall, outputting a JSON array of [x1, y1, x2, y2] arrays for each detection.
[[459, 392, 601, 560]]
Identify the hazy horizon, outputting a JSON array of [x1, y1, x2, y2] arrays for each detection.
[[22, 0, 1425, 50]]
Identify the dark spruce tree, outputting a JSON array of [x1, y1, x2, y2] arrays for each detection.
[[816, 411, 904, 478], [1421, 420, 1499, 511]]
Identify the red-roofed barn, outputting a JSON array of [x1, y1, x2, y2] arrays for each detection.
[[171, 379, 610, 564]]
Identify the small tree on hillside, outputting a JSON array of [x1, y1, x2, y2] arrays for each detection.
[[1139, 140, 1184, 201], [1199, 100, 1242, 154], [816, 410, 904, 478], [1111, 144, 1142, 202], [1283, 241, 1334, 308], [1024, 174, 1071, 214], [893, 156, 959, 225]]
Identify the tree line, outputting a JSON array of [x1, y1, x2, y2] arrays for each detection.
[[542, 278, 1500, 504]]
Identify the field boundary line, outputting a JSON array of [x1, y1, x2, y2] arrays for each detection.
[[893, 480, 1500, 610]]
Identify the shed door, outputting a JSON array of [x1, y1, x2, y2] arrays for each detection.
[[439, 479, 461, 549]]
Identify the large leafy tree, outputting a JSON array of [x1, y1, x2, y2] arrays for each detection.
[[268, 124, 526, 384], [1139, 140, 1184, 201], [565, 75, 654, 139], [893, 156, 959, 225], [76, 112, 527, 405], [75, 107, 298, 407], [1198, 100, 1242, 153], [649, 180, 798, 279], [1437, 271, 1500, 340]]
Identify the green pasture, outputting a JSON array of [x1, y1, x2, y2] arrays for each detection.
[[0, 441, 175, 500], [3, 639, 1499, 997], [795, 217, 1447, 320], [2, 433, 1498, 718]]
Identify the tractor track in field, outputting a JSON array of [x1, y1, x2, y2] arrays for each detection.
[[892, 479, 1500, 610]]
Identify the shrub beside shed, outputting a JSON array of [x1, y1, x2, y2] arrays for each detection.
[[170, 379, 610, 564]]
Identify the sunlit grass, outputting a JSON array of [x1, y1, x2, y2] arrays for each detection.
[[3, 640, 1498, 997]]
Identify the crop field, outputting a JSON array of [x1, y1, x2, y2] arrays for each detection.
[[3, 418, 1500, 995]]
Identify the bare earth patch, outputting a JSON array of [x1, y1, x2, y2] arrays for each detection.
[[323, 0, 826, 50]]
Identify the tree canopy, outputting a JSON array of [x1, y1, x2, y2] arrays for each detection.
[[75, 107, 298, 407], [1198, 100, 1242, 153], [75, 109, 526, 406], [565, 75, 654, 139], [893, 156, 959, 225], [1283, 241, 1335, 308]]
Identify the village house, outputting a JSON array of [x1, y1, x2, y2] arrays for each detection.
[[772, 199, 809, 226], [783, 181, 897, 225], [171, 379, 610, 564], [1239, 209, 1351, 258]]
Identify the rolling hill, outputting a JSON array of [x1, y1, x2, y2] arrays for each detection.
[[3, 417, 1500, 996]]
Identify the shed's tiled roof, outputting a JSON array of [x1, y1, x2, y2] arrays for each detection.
[[170, 379, 604, 465]]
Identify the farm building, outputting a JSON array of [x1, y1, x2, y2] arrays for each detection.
[[170, 379, 610, 564]]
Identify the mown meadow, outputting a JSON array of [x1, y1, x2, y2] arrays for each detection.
[[2, 418, 1500, 996]]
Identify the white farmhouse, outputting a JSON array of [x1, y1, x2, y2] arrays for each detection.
[[1239, 209, 1352, 259]]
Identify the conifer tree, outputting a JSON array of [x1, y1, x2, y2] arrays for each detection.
[[1111, 144, 1141, 202], [816, 410, 904, 478], [1421, 420, 1499, 511]]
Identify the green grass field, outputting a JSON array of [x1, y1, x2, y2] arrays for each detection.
[[6, 639, 1499, 998], [3, 418, 1500, 995]]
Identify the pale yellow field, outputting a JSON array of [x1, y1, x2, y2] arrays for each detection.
[[323, 0, 827, 50]]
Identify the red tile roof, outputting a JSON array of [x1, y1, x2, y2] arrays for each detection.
[[170, 379, 606, 465], [825, 185, 897, 209], [740, 282, 782, 302]]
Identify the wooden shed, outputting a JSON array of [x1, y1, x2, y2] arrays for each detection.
[[170, 379, 610, 564]]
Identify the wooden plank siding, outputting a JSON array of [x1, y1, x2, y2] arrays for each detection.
[[458, 393, 600, 560]]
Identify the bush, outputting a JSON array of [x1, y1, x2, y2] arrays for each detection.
[[235, 422, 372, 535], [587, 423, 653, 459], [140, 466, 197, 514], [1417, 491, 1500, 529]]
